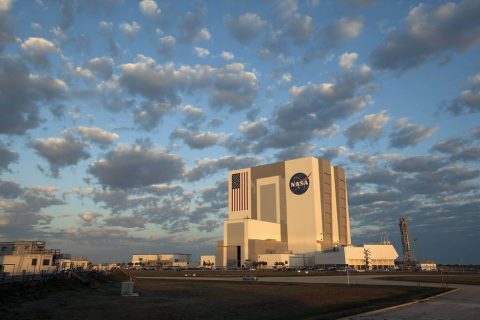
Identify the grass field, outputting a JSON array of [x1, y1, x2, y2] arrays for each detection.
[[127, 269, 424, 278], [0, 274, 449, 320]]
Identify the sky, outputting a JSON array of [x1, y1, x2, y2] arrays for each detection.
[[0, 0, 479, 264]]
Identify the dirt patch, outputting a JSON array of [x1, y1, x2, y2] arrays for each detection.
[[0, 275, 449, 320]]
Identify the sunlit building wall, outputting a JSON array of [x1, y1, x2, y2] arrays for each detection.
[[219, 156, 351, 267]]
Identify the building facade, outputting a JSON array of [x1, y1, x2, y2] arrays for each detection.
[[131, 253, 192, 267], [314, 244, 398, 270], [0, 241, 59, 275], [55, 254, 89, 270], [219, 156, 351, 268], [199, 255, 216, 268]]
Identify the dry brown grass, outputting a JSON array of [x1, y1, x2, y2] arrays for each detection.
[[0, 276, 449, 320], [377, 274, 480, 285]]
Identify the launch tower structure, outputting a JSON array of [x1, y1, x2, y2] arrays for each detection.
[[399, 217, 413, 263]]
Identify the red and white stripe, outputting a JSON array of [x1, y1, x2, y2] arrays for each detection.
[[232, 171, 248, 211]]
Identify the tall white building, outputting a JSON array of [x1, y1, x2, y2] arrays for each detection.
[[217, 156, 353, 268], [216, 156, 398, 269]]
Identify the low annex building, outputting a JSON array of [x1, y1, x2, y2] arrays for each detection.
[[131, 253, 192, 267], [56, 254, 89, 270], [200, 255, 216, 268], [215, 156, 398, 269]]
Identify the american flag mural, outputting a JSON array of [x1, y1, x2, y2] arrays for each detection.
[[231, 171, 248, 211]]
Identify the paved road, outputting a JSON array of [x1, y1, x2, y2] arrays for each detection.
[[139, 274, 480, 319]]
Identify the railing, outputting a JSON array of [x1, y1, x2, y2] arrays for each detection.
[[0, 270, 71, 284], [0, 248, 61, 255]]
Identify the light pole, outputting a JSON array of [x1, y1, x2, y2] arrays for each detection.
[[346, 267, 350, 286]]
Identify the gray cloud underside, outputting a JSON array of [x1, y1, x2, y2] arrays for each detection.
[[371, 0, 480, 71], [251, 62, 373, 152], [181, 5, 209, 42], [118, 56, 257, 114], [0, 143, 18, 173], [184, 156, 261, 182], [432, 134, 480, 162], [88, 143, 185, 189], [224, 12, 266, 43], [304, 17, 363, 62], [0, 179, 24, 199], [389, 118, 437, 149], [0, 184, 65, 239], [31, 135, 90, 177], [447, 72, 480, 115], [170, 128, 227, 149], [0, 56, 67, 135], [344, 111, 389, 147], [133, 102, 173, 131], [0, 2, 15, 52]]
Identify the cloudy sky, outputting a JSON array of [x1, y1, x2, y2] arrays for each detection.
[[0, 0, 479, 264]]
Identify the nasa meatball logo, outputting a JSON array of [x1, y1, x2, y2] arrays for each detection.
[[289, 172, 310, 195]]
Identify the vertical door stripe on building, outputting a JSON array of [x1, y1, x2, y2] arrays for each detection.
[[232, 172, 248, 211]]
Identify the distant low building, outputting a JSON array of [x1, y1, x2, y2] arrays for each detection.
[[315, 244, 398, 270], [257, 253, 314, 268], [417, 260, 437, 271], [92, 263, 117, 271], [0, 241, 59, 275], [200, 255, 216, 268], [131, 253, 192, 267], [55, 254, 89, 270]]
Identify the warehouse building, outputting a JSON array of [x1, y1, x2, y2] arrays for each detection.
[[216, 156, 398, 269]]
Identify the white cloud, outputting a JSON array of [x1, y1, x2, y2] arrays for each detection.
[[20, 37, 58, 67], [194, 46, 210, 58], [339, 52, 358, 70], [182, 104, 205, 123], [74, 126, 119, 145], [31, 22, 42, 31], [280, 73, 292, 83], [79, 211, 102, 223], [119, 21, 141, 39], [160, 35, 176, 47], [139, 0, 161, 18], [0, 0, 13, 12], [221, 51, 234, 60]]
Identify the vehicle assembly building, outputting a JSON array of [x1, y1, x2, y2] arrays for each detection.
[[216, 156, 398, 269]]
